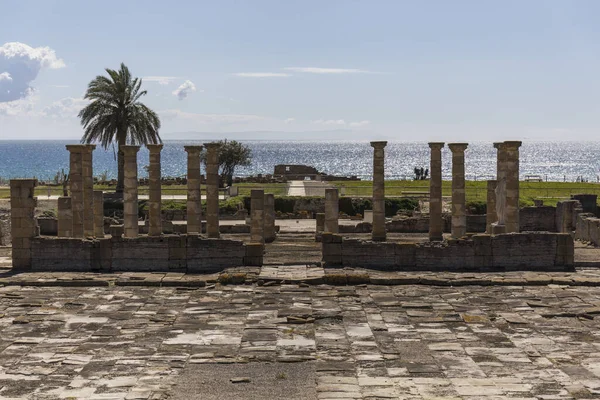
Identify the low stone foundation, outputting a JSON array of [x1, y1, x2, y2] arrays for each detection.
[[29, 234, 262, 272], [322, 232, 574, 271]]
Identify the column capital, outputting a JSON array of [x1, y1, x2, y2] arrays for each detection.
[[448, 143, 468, 153], [203, 142, 220, 150], [184, 145, 203, 154], [493, 142, 505, 150], [147, 144, 164, 153], [84, 144, 97, 152], [504, 140, 522, 149], [66, 144, 87, 152], [121, 145, 140, 155], [428, 142, 444, 150], [370, 141, 387, 149]]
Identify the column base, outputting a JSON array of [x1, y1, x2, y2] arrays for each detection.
[[371, 235, 386, 242], [491, 223, 506, 235], [429, 235, 443, 242]]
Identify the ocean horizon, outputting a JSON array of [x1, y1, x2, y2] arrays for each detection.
[[1, 140, 599, 183]]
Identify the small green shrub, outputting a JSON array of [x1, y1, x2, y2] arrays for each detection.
[[466, 201, 486, 215]]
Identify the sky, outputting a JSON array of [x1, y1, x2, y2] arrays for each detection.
[[1, 0, 600, 141]]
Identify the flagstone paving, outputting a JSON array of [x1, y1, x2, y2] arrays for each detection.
[[0, 282, 598, 398]]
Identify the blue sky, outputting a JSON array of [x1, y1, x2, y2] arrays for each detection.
[[1, 0, 599, 141]]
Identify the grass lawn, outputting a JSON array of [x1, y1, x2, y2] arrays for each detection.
[[1, 180, 599, 207]]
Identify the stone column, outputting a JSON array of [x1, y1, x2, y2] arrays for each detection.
[[57, 197, 72, 237], [66, 145, 86, 238], [370, 141, 387, 241], [251, 189, 265, 244], [315, 213, 325, 241], [204, 143, 220, 238], [93, 191, 104, 237], [504, 141, 522, 233], [428, 142, 444, 241], [122, 145, 140, 238], [184, 146, 202, 234], [491, 142, 507, 234], [264, 193, 276, 243], [449, 143, 468, 238], [10, 179, 37, 269], [324, 188, 339, 233], [82, 144, 96, 237], [147, 144, 163, 236], [486, 180, 497, 234]]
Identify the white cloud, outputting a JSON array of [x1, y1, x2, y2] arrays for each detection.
[[143, 76, 179, 85], [284, 67, 370, 74], [42, 97, 89, 119], [160, 109, 264, 125], [310, 119, 370, 128], [172, 80, 197, 100], [0, 72, 11, 82], [234, 72, 291, 78], [349, 120, 370, 127], [0, 90, 39, 116], [284, 118, 295, 124], [311, 119, 347, 126], [0, 42, 65, 102]]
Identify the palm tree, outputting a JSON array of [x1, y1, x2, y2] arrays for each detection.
[[78, 63, 161, 194]]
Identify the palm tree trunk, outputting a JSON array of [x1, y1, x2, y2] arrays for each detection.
[[116, 135, 126, 194]]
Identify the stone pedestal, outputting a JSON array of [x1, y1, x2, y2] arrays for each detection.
[[66, 145, 86, 238], [449, 143, 468, 238], [370, 141, 387, 241], [93, 191, 104, 237], [57, 197, 72, 237], [428, 142, 444, 241], [504, 141, 522, 233], [250, 189, 265, 244], [204, 143, 220, 238], [122, 146, 140, 238], [491, 223, 506, 235], [486, 180, 497, 234], [147, 144, 163, 236], [184, 146, 203, 234], [324, 188, 339, 233], [83, 145, 96, 237], [10, 179, 37, 269], [264, 193, 276, 243]]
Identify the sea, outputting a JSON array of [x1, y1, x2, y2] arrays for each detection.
[[0, 140, 599, 183]]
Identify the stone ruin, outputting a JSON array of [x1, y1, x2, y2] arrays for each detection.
[[7, 140, 579, 273], [321, 141, 576, 272], [9, 143, 275, 272]]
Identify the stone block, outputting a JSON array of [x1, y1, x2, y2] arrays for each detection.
[[109, 225, 124, 238], [245, 243, 264, 257], [571, 194, 597, 215], [322, 233, 342, 244], [37, 217, 58, 235]]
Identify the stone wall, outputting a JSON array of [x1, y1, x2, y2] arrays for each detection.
[[322, 232, 573, 272], [30, 234, 262, 272], [519, 206, 556, 232], [0, 216, 10, 246]]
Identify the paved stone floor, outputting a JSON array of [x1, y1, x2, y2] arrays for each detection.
[[0, 282, 599, 399]]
